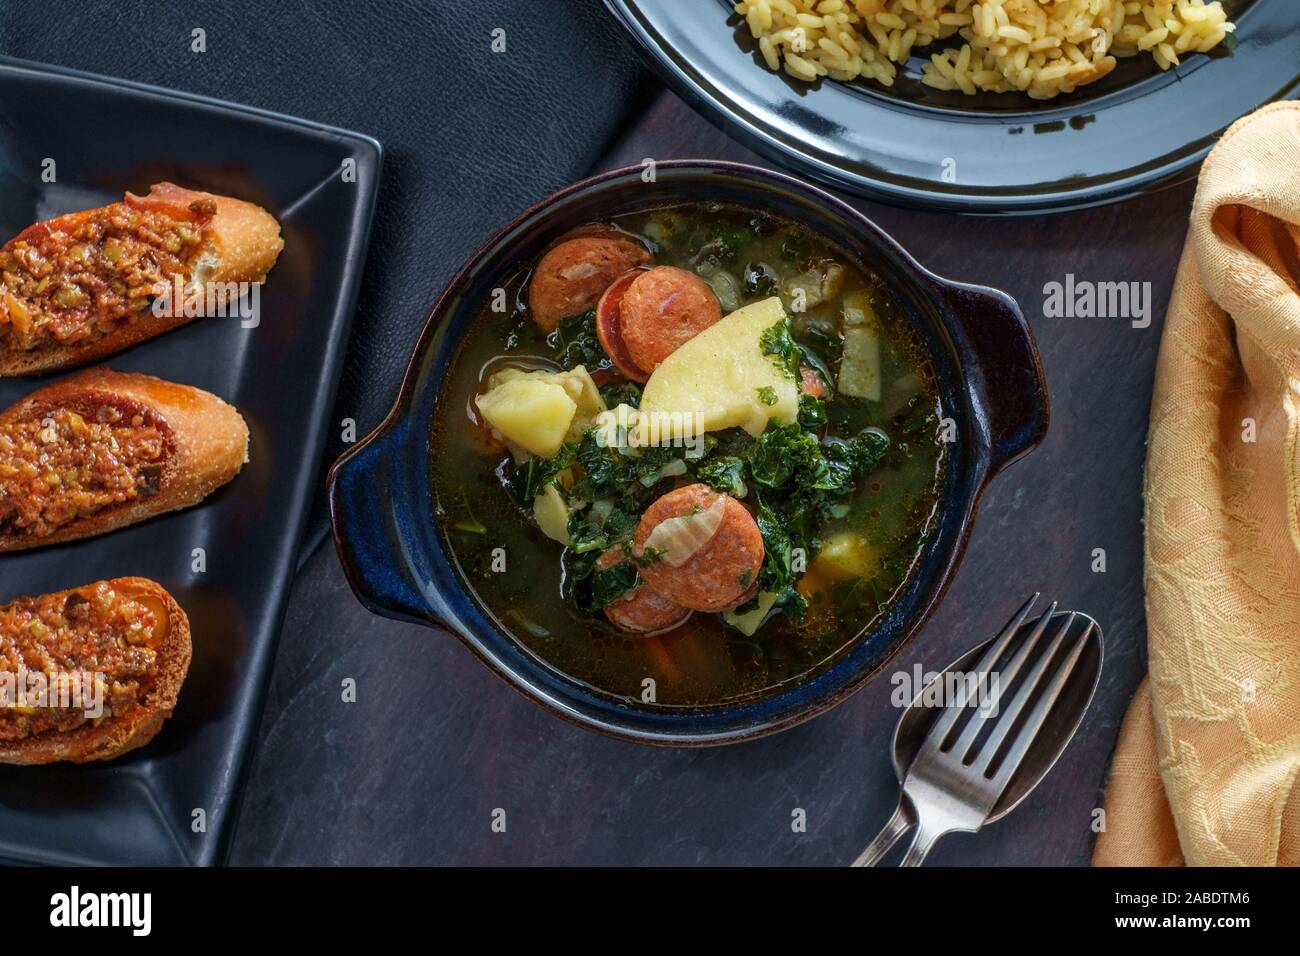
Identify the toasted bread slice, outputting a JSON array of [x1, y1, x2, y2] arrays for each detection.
[[0, 183, 283, 376], [0, 577, 191, 764], [0, 368, 249, 552]]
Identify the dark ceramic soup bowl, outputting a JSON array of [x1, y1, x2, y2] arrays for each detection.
[[327, 161, 1048, 746]]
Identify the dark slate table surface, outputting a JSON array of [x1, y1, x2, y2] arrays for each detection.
[[229, 89, 1183, 866]]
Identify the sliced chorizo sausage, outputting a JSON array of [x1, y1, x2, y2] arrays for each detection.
[[633, 484, 764, 613], [527, 235, 651, 333], [618, 266, 722, 373], [594, 269, 650, 383], [595, 548, 691, 635]]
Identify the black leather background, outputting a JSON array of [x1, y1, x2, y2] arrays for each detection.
[[0, 0, 650, 543]]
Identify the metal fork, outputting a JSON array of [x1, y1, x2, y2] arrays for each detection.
[[854, 594, 1097, 866]]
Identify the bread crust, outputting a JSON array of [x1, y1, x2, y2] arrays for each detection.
[[0, 368, 249, 552], [0, 183, 283, 376], [0, 577, 191, 764]]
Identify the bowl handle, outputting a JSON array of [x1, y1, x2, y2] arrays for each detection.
[[939, 281, 1049, 474], [327, 423, 445, 626]]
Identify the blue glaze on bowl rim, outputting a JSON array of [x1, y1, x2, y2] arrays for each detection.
[[328, 161, 1048, 745]]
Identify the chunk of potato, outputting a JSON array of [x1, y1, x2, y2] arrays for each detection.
[[722, 590, 781, 637], [636, 296, 798, 444], [488, 365, 606, 441], [812, 532, 879, 582], [532, 484, 571, 544], [478, 365, 609, 457], [838, 290, 881, 401], [475, 378, 576, 458]]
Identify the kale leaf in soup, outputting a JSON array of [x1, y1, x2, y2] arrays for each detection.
[[430, 203, 944, 706]]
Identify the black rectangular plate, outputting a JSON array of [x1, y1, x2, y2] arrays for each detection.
[[0, 57, 381, 865]]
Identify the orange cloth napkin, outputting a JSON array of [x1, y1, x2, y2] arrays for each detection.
[[1093, 102, 1300, 866]]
